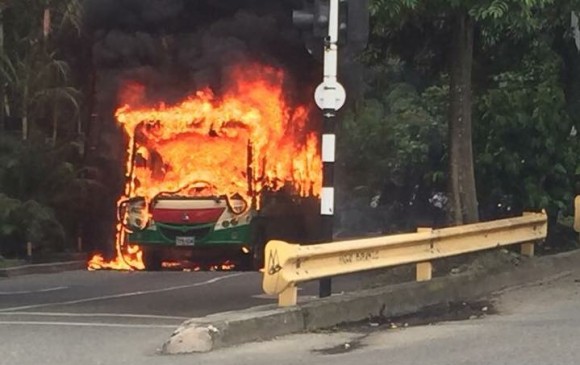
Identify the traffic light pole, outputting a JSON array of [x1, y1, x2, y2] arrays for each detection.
[[292, 0, 368, 299], [315, 0, 346, 298], [319, 112, 336, 298]]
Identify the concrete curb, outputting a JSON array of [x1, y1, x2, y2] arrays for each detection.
[[0, 261, 87, 278], [162, 249, 580, 354]]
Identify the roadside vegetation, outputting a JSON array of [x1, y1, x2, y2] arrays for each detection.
[[1, 0, 580, 258], [338, 0, 580, 249], [0, 0, 98, 258]]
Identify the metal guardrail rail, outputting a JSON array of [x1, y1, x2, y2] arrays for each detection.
[[263, 211, 548, 306], [574, 196, 580, 232]]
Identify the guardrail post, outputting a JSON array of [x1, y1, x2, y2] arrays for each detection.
[[416, 228, 433, 281], [416, 262, 433, 282], [521, 242, 535, 257], [279, 286, 298, 307]]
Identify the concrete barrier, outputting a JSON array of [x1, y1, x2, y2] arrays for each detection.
[[162, 248, 579, 354]]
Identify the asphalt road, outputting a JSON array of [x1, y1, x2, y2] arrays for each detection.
[[200, 268, 580, 365], [0, 268, 377, 365], [0, 271, 264, 318], [2, 265, 579, 365], [0, 269, 380, 315]]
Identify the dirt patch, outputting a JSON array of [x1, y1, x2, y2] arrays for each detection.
[[312, 300, 495, 356], [332, 300, 496, 334], [313, 338, 367, 355]]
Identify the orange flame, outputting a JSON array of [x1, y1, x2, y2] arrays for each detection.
[[88, 63, 321, 271], [209, 260, 236, 271], [161, 261, 183, 269], [88, 240, 145, 271]]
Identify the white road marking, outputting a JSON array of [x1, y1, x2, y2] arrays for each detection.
[[0, 272, 247, 313], [0, 312, 188, 320], [0, 321, 177, 329], [252, 294, 278, 300], [0, 286, 68, 295], [252, 287, 304, 300]]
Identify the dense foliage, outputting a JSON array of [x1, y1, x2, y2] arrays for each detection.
[[338, 0, 580, 242], [3, 0, 580, 257], [0, 1, 91, 258]]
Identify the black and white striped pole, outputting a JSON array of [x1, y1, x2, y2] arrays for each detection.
[[315, 0, 347, 298]]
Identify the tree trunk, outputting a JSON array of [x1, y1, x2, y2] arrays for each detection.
[[448, 12, 479, 225], [0, 86, 5, 133], [22, 85, 29, 141], [0, 8, 4, 133], [554, 25, 580, 131], [22, 114, 28, 141], [52, 107, 58, 146], [83, 32, 97, 163]]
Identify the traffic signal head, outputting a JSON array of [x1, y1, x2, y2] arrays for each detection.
[[292, 0, 330, 38], [340, 0, 369, 54], [292, 0, 369, 59]]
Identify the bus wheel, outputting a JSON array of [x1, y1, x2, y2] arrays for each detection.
[[142, 247, 163, 271]]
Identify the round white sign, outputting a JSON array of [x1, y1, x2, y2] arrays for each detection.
[[315, 82, 347, 111]]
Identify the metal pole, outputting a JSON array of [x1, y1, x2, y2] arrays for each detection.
[[319, 113, 336, 297], [317, 0, 344, 298]]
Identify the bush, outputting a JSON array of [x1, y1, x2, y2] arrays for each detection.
[[475, 40, 579, 216], [0, 135, 90, 257]]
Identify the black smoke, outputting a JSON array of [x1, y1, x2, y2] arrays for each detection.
[[86, 0, 318, 108], [82, 0, 321, 252]]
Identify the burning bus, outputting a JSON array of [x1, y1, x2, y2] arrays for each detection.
[[89, 64, 322, 271]]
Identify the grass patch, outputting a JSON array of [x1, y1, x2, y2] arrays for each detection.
[[0, 258, 27, 269]]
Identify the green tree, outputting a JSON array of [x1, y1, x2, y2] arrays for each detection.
[[370, 0, 554, 225], [0, 133, 102, 256], [0, 0, 87, 257], [0, 0, 82, 142], [340, 80, 446, 193], [475, 39, 578, 215]]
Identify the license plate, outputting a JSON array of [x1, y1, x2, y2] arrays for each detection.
[[176, 237, 195, 246]]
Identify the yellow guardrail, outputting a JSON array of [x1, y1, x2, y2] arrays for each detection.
[[263, 211, 548, 306], [574, 196, 580, 232]]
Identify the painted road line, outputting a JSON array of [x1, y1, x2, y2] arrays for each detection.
[[0, 321, 177, 329], [0, 312, 189, 320], [0, 286, 69, 295], [0, 272, 247, 312]]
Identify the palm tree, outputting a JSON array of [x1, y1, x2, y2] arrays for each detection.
[[0, 0, 83, 142], [0, 3, 6, 133], [0, 0, 88, 257], [0, 45, 80, 142]]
